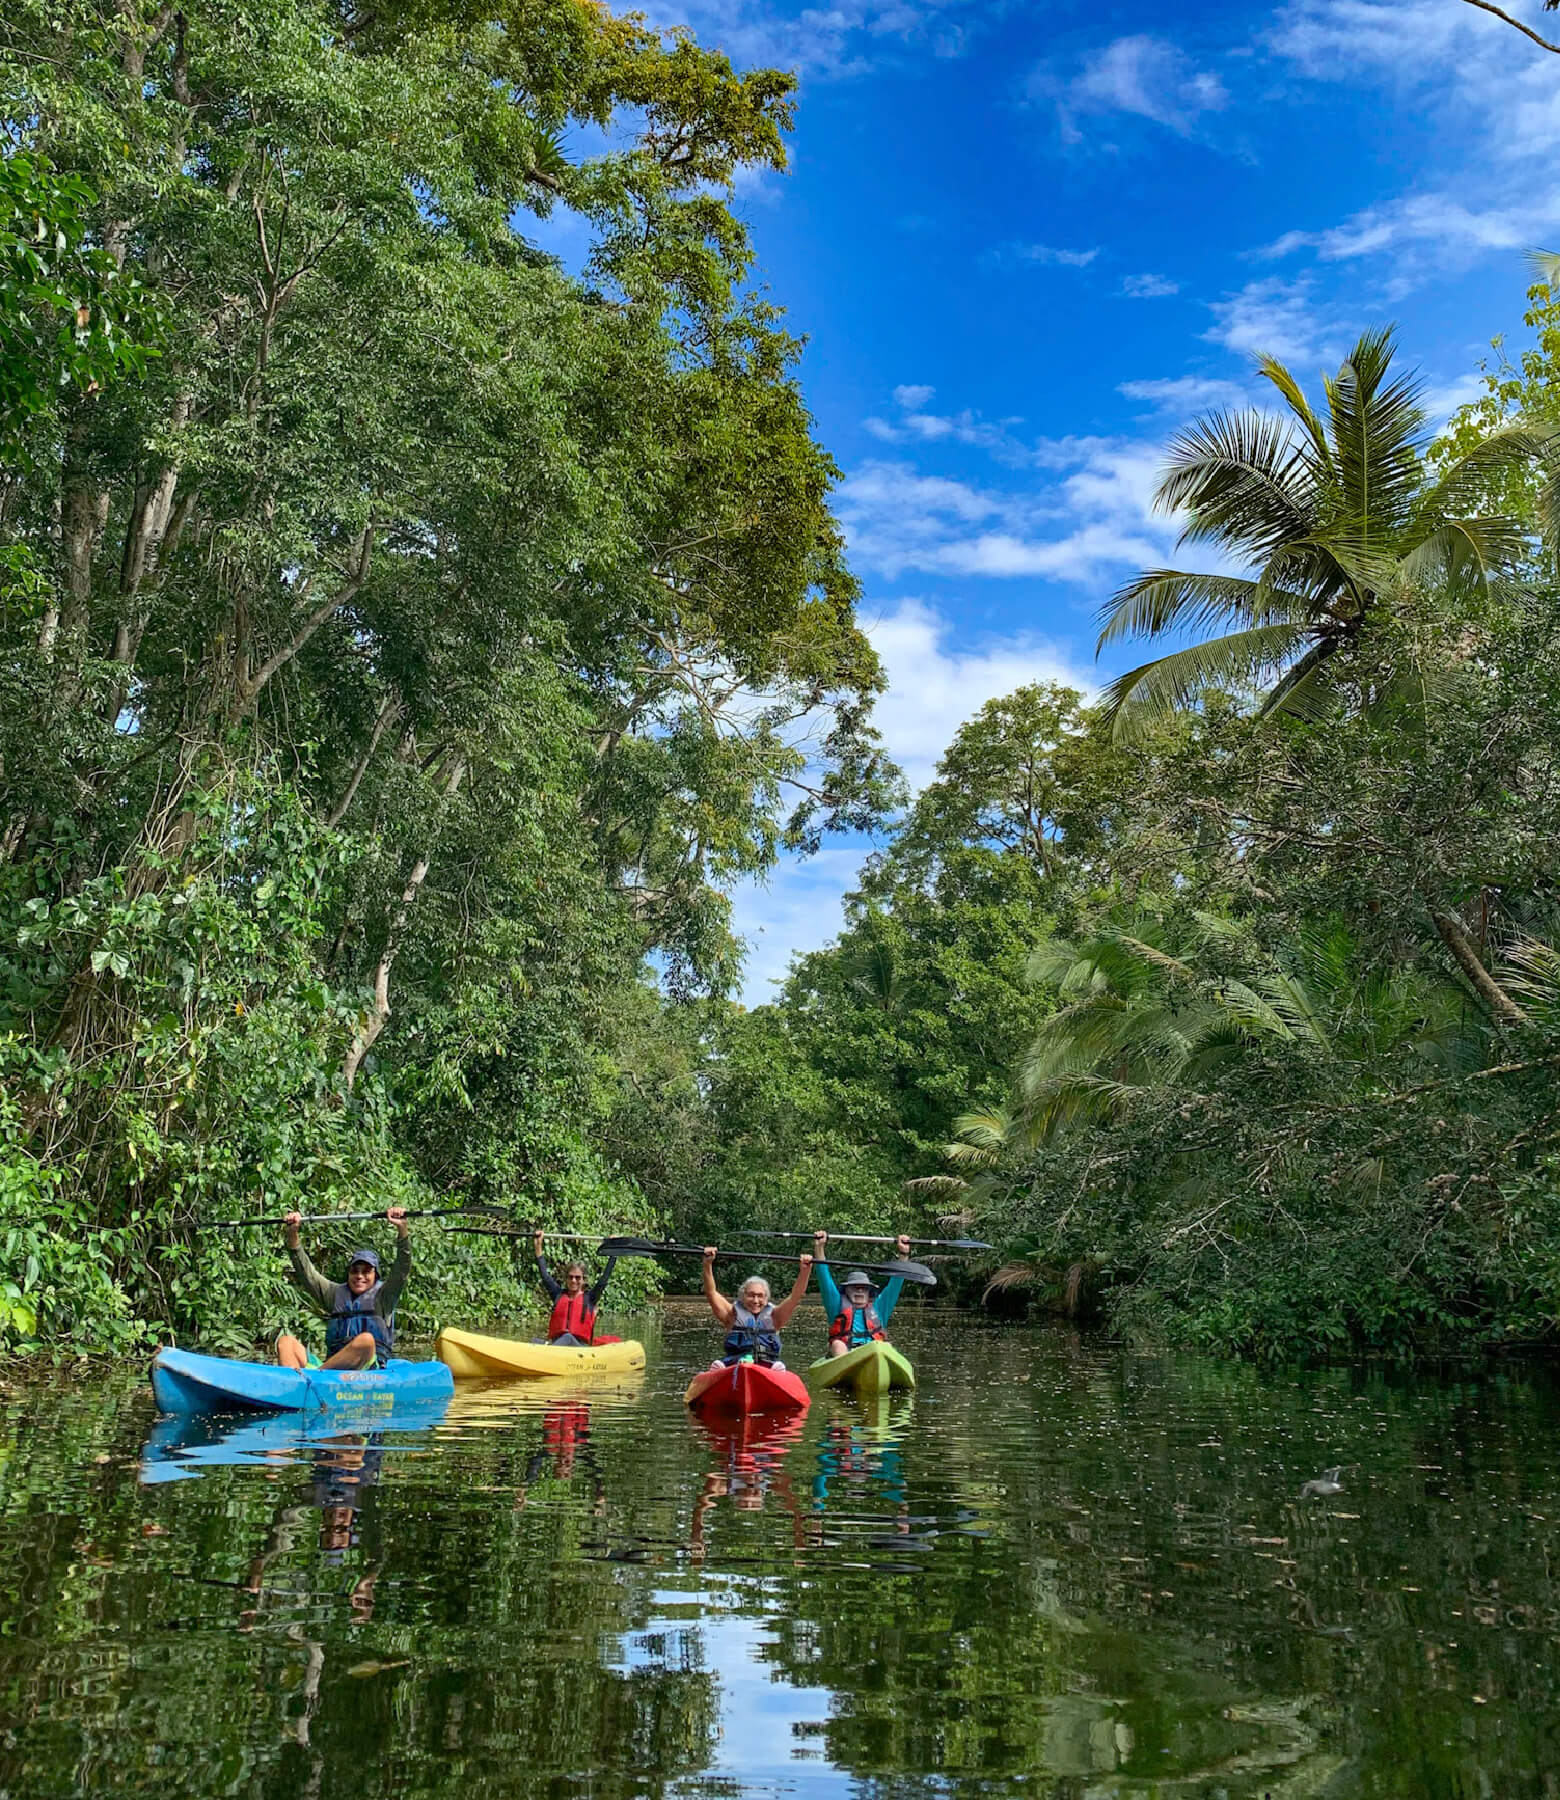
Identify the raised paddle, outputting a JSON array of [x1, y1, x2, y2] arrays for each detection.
[[733, 1229, 993, 1252], [598, 1236, 937, 1287], [204, 1206, 484, 1229]]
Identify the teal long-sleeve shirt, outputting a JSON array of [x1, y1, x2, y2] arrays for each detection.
[[817, 1262, 904, 1342]]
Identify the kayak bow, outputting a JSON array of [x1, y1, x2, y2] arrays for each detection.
[[807, 1340, 915, 1399], [684, 1361, 810, 1417]]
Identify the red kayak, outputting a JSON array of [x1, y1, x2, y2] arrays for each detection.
[[684, 1360, 810, 1417]]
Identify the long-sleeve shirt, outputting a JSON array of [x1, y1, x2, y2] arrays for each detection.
[[535, 1253, 617, 1309], [286, 1237, 411, 1326], [817, 1262, 904, 1342]]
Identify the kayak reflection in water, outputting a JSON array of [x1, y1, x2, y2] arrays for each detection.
[[531, 1230, 622, 1346], [276, 1206, 410, 1371], [700, 1246, 813, 1368], [813, 1229, 913, 1358], [689, 1414, 812, 1558]]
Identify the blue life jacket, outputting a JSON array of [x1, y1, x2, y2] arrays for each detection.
[[723, 1302, 781, 1364], [326, 1280, 394, 1358]]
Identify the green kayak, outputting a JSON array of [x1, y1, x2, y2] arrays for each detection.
[[807, 1339, 915, 1399]]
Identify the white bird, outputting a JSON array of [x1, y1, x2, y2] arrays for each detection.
[[1299, 1465, 1345, 1500]]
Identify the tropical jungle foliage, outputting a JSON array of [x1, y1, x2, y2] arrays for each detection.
[[649, 300, 1560, 1361], [0, 0, 893, 1351]]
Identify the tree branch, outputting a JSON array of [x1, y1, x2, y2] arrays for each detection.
[[1458, 0, 1560, 51]]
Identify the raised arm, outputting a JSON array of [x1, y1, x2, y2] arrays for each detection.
[[701, 1247, 734, 1327], [532, 1230, 562, 1302], [376, 1208, 412, 1310], [282, 1211, 334, 1312], [813, 1231, 841, 1318], [770, 1253, 815, 1330], [874, 1234, 913, 1324], [588, 1255, 617, 1307]]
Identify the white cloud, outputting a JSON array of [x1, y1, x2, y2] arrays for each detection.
[[837, 440, 1174, 583], [643, 0, 984, 80], [1118, 374, 1250, 414], [1045, 35, 1229, 143], [728, 601, 1093, 999], [1123, 272, 1180, 298], [1265, 190, 1560, 265], [1204, 276, 1333, 365], [1009, 243, 1100, 268], [865, 385, 1030, 460], [867, 599, 1092, 790]]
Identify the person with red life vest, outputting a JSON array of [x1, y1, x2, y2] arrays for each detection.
[[813, 1229, 913, 1357], [532, 1231, 622, 1346]]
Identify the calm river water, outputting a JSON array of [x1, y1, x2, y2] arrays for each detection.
[[2, 1301, 1559, 1798]]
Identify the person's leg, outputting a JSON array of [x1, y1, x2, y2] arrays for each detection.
[[277, 1332, 308, 1370], [550, 1332, 586, 1347], [321, 1331, 377, 1370], [827, 1338, 849, 1358]]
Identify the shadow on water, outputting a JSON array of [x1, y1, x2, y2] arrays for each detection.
[[2, 1304, 1560, 1795]]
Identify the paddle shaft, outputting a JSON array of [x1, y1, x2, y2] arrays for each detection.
[[204, 1207, 474, 1229], [735, 1229, 992, 1252], [601, 1238, 935, 1285]]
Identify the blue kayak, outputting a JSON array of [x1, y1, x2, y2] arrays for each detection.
[[150, 1345, 454, 1416]]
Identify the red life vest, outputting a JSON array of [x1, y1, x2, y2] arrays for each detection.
[[830, 1301, 886, 1345], [548, 1289, 597, 1343]]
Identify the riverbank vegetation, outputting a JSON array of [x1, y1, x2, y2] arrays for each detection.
[[8, 2, 1560, 1363], [654, 305, 1560, 1361]]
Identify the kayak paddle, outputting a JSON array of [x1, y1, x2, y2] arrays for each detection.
[[733, 1229, 993, 1253], [599, 1236, 937, 1287], [204, 1205, 492, 1229]]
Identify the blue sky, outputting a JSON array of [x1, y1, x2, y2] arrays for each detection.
[[628, 0, 1560, 998]]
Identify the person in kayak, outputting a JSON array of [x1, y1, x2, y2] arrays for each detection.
[[531, 1230, 622, 1346], [813, 1229, 913, 1357], [276, 1207, 410, 1370], [701, 1247, 814, 1368]]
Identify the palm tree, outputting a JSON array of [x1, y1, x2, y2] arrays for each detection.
[[1097, 328, 1548, 734]]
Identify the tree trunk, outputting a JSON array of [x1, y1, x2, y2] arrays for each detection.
[[341, 752, 466, 1090], [326, 695, 401, 828], [1432, 910, 1527, 1024]]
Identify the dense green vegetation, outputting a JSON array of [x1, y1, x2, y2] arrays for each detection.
[[9, 0, 1560, 1364], [0, 0, 892, 1351], [651, 309, 1560, 1360]]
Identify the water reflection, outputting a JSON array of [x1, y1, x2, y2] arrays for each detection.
[[3, 1318, 1560, 1795]]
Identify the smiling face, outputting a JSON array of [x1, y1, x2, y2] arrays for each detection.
[[738, 1278, 771, 1312], [346, 1260, 377, 1296], [844, 1283, 871, 1306], [565, 1264, 588, 1291]]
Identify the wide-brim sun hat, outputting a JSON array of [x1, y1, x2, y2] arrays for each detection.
[[842, 1270, 874, 1291]]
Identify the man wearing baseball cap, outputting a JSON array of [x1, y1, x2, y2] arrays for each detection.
[[275, 1207, 411, 1370]]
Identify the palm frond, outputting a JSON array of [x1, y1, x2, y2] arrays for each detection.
[[1095, 570, 1289, 652], [1157, 411, 1314, 556], [1256, 637, 1342, 722], [1324, 328, 1427, 534], [1256, 352, 1335, 474], [1100, 622, 1312, 738]]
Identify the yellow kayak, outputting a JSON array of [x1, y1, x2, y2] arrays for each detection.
[[807, 1339, 915, 1398], [435, 1326, 645, 1380]]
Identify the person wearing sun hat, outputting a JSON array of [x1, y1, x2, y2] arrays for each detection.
[[274, 1207, 411, 1370], [812, 1229, 913, 1358]]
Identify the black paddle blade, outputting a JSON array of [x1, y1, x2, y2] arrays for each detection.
[[876, 1259, 937, 1287]]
